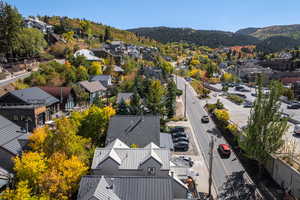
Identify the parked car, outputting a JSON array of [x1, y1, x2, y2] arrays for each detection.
[[171, 126, 185, 133], [218, 144, 231, 158], [243, 101, 253, 108], [294, 124, 300, 134], [201, 115, 210, 123], [235, 86, 244, 91], [172, 132, 188, 138], [287, 103, 300, 109], [174, 141, 189, 151], [173, 136, 189, 143]]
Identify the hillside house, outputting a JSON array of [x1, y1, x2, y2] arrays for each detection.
[[0, 87, 60, 122]]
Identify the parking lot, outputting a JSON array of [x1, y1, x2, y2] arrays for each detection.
[[208, 83, 300, 160]]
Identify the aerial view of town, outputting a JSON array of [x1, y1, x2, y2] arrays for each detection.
[[0, 0, 300, 199]]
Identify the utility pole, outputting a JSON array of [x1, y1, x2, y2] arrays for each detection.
[[208, 136, 214, 199], [184, 83, 187, 119]]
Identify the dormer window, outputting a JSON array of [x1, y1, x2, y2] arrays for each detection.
[[147, 167, 156, 176]]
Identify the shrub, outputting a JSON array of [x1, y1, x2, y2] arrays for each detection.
[[214, 109, 229, 122], [226, 123, 239, 135], [227, 94, 244, 105]]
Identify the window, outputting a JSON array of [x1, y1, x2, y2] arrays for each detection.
[[13, 115, 18, 121], [147, 167, 156, 176], [20, 115, 26, 121]]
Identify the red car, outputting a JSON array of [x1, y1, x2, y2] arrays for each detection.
[[218, 144, 231, 158]]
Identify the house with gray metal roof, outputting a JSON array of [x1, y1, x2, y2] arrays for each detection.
[[105, 115, 160, 147], [90, 75, 112, 87], [79, 81, 107, 104], [92, 139, 170, 176], [77, 175, 180, 200], [78, 139, 189, 200], [0, 87, 60, 122], [0, 115, 30, 172]]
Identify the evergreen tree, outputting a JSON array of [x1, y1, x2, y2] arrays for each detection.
[[0, 1, 23, 58], [117, 99, 129, 115], [104, 27, 112, 42], [166, 80, 176, 118], [129, 90, 143, 115]]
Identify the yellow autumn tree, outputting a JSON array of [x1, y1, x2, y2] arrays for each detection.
[[226, 123, 239, 135], [39, 153, 88, 200], [0, 180, 50, 200], [89, 61, 103, 75], [14, 152, 47, 191], [214, 109, 230, 122], [29, 127, 48, 152], [221, 72, 234, 83], [190, 59, 200, 66], [189, 68, 206, 80]]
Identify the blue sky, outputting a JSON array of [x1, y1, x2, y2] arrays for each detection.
[[5, 0, 300, 32]]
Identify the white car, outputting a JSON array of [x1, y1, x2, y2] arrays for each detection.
[[294, 124, 300, 134]]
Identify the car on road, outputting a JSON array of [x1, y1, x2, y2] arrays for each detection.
[[174, 141, 189, 151], [185, 77, 192, 82], [171, 126, 185, 133], [201, 115, 210, 123], [294, 124, 300, 134], [287, 103, 300, 109], [218, 144, 231, 158], [172, 132, 188, 138], [173, 136, 189, 143]]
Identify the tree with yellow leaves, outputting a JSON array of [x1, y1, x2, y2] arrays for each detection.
[[11, 151, 88, 200], [221, 72, 235, 83], [0, 180, 50, 200], [213, 109, 230, 123], [39, 153, 88, 200], [189, 68, 206, 80], [14, 152, 47, 192], [89, 61, 103, 75], [28, 127, 48, 152], [78, 105, 116, 146]]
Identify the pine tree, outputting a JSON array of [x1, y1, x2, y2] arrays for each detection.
[[104, 27, 112, 42], [0, 1, 23, 58], [166, 80, 176, 118], [117, 99, 129, 115]]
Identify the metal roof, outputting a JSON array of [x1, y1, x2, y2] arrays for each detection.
[[106, 138, 129, 149], [106, 115, 161, 147], [0, 115, 28, 155], [91, 75, 111, 82], [160, 132, 174, 150], [9, 87, 59, 106], [79, 81, 107, 93], [74, 49, 101, 61], [92, 145, 170, 170], [77, 176, 173, 200]]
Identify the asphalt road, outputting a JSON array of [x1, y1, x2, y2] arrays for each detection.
[[176, 76, 261, 199], [0, 72, 31, 87]]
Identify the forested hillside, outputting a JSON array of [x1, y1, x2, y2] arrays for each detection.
[[128, 27, 259, 48]]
